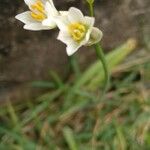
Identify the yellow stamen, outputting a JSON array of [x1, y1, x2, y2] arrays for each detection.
[[68, 23, 86, 42], [30, 0, 46, 21], [31, 12, 45, 21], [36, 1, 44, 8]]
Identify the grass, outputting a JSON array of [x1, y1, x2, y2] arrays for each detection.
[[0, 39, 150, 150]]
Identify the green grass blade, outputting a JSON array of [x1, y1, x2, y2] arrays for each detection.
[[63, 127, 78, 150]]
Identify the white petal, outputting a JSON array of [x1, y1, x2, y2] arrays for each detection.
[[48, 0, 57, 9], [68, 7, 85, 23], [55, 16, 69, 31], [84, 16, 95, 28], [45, 1, 58, 17], [24, 23, 51, 30], [15, 11, 35, 24], [57, 31, 72, 45], [24, 0, 35, 6], [57, 31, 81, 56], [87, 27, 103, 46], [83, 17, 95, 43], [84, 29, 92, 44], [42, 18, 56, 28], [59, 11, 68, 16], [80, 25, 94, 45], [66, 42, 81, 56]]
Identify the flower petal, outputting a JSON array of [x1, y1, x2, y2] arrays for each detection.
[[42, 18, 56, 28], [68, 7, 85, 23], [84, 16, 95, 28], [48, 0, 57, 8], [24, 0, 35, 6], [66, 42, 81, 56], [57, 31, 72, 45], [15, 11, 35, 24], [83, 17, 95, 43], [55, 16, 69, 31], [24, 23, 51, 30], [85, 29, 92, 43], [59, 11, 68, 16], [87, 27, 103, 46], [57, 31, 81, 56], [79, 22, 94, 45], [45, 1, 59, 17]]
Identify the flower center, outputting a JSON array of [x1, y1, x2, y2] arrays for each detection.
[[68, 23, 86, 42], [30, 0, 46, 21]]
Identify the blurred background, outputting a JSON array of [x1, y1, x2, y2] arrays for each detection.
[[0, 0, 150, 149]]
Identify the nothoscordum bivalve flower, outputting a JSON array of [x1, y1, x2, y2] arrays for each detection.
[[56, 7, 103, 56], [15, 0, 61, 30]]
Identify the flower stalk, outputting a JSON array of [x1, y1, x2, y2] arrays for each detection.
[[94, 44, 109, 93], [86, 0, 94, 16], [88, 1, 110, 94]]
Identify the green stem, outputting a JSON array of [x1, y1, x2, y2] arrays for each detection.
[[89, 3, 94, 17], [94, 44, 109, 93], [88, 2, 110, 94]]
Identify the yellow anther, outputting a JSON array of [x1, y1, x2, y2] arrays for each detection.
[[31, 3, 44, 13], [30, 0, 46, 21], [68, 23, 86, 42], [36, 1, 44, 8], [31, 12, 45, 21]]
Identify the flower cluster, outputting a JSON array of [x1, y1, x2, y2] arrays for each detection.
[[15, 0, 103, 56]]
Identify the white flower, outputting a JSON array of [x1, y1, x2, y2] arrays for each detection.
[[15, 0, 62, 31], [56, 7, 103, 56]]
